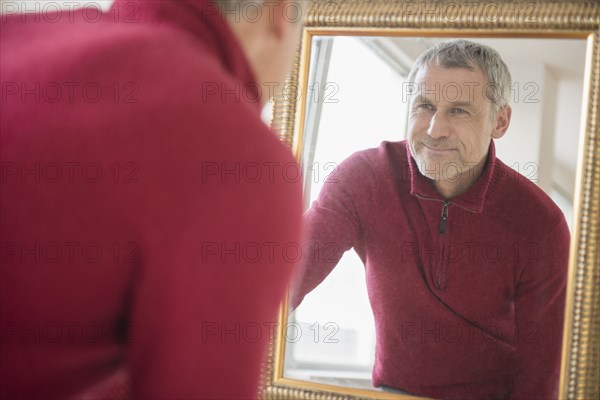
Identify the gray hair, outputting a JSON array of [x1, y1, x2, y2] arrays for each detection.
[[407, 39, 512, 116]]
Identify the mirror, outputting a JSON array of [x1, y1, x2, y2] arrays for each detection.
[[284, 35, 586, 395], [262, 2, 600, 400]]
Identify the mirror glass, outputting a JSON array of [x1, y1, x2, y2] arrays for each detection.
[[282, 35, 586, 395]]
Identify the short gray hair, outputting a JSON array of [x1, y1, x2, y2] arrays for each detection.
[[407, 39, 512, 116]]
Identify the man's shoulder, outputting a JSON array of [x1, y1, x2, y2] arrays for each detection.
[[1, 9, 264, 140], [1, 9, 289, 203], [320, 140, 409, 201], [341, 140, 409, 171], [2, 9, 242, 96], [486, 158, 568, 240]]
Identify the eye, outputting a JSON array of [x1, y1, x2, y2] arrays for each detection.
[[417, 103, 435, 111], [450, 108, 468, 114]]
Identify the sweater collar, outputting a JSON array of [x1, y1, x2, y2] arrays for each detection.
[[111, 0, 261, 112], [406, 140, 497, 213]]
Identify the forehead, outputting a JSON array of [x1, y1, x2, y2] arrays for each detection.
[[413, 64, 489, 103]]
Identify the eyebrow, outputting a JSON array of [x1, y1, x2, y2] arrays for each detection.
[[412, 96, 477, 110], [447, 101, 477, 110]]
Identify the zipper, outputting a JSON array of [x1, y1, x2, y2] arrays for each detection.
[[415, 194, 470, 290], [414, 194, 479, 288], [440, 201, 449, 234], [437, 201, 449, 287], [414, 193, 478, 213]]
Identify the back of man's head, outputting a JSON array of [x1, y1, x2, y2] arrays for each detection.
[[208, 0, 306, 106]]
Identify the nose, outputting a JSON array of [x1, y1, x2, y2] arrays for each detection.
[[426, 112, 451, 139]]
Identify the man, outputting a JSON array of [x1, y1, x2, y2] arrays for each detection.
[[291, 40, 569, 400], [1, 0, 304, 398]]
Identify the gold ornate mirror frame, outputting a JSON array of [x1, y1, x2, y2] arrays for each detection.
[[263, 1, 600, 399]]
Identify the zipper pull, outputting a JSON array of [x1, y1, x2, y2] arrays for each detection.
[[440, 201, 449, 234]]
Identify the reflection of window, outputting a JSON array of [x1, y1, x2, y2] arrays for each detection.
[[285, 36, 409, 387], [302, 36, 411, 207]]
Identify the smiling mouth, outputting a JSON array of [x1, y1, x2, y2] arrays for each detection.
[[422, 144, 456, 153]]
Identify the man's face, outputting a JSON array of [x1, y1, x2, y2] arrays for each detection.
[[408, 64, 500, 182]]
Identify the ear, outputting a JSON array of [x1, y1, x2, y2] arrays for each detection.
[[491, 105, 512, 139], [268, 0, 293, 40]]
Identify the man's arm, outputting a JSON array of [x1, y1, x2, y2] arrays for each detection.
[[290, 153, 375, 309], [510, 216, 570, 400]]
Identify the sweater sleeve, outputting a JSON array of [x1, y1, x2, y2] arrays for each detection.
[[509, 215, 570, 400], [290, 152, 374, 309]]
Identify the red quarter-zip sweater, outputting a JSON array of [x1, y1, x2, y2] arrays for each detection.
[[1, 1, 302, 398], [291, 140, 569, 400]]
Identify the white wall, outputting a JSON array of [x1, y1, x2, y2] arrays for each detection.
[[553, 77, 584, 200], [494, 61, 545, 186]]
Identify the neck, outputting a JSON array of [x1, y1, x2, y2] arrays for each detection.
[[431, 158, 486, 199], [223, 20, 268, 108]]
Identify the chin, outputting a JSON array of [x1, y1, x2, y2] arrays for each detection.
[[415, 155, 462, 182], [414, 158, 441, 181]]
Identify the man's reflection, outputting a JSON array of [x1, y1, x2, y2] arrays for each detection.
[[291, 39, 569, 400]]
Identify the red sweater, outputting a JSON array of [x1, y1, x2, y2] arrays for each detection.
[[0, 1, 302, 398], [292, 140, 569, 400]]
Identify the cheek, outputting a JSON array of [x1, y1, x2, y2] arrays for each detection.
[[408, 114, 429, 135], [453, 119, 485, 147]]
